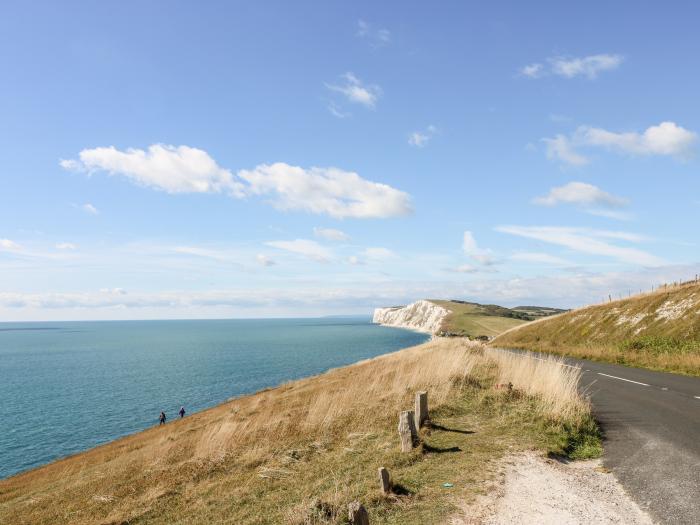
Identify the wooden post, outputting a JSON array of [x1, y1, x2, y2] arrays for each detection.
[[378, 467, 390, 494], [348, 501, 369, 525], [415, 391, 428, 428], [398, 410, 418, 452]]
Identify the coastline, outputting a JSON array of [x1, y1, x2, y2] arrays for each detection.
[[1, 319, 429, 481]]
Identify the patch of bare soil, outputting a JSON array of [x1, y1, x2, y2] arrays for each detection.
[[453, 453, 653, 525]]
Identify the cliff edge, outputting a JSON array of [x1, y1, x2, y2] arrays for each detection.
[[372, 299, 449, 334]]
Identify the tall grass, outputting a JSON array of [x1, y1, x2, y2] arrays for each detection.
[[485, 348, 589, 424]]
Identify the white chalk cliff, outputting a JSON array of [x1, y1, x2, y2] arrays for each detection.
[[372, 300, 450, 334]]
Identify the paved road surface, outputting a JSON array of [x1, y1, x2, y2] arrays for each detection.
[[499, 349, 700, 524]]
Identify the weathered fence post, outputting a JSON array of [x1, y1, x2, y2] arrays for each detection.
[[348, 501, 369, 525], [378, 467, 391, 494], [415, 391, 428, 428], [398, 410, 418, 452]]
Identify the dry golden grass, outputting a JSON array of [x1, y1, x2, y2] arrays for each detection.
[[493, 280, 700, 376], [0, 339, 596, 525]]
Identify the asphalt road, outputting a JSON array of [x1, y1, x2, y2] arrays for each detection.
[[500, 350, 700, 524]]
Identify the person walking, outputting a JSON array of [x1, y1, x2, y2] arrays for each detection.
[[178, 406, 185, 418], [159, 411, 166, 425]]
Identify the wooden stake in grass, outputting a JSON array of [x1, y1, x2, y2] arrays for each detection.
[[398, 410, 418, 452], [415, 391, 428, 428], [378, 467, 391, 494], [348, 501, 369, 525]]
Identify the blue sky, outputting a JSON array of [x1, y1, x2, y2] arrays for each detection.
[[1, 1, 699, 321]]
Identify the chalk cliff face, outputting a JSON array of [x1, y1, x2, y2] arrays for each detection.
[[372, 300, 450, 334]]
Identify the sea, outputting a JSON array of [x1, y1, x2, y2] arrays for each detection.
[[0, 317, 427, 479]]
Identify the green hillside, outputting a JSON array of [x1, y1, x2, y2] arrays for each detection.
[[431, 300, 565, 339], [492, 281, 700, 376]]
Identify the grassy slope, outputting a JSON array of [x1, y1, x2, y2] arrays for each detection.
[[492, 281, 700, 376], [0, 340, 597, 525], [430, 300, 549, 338]]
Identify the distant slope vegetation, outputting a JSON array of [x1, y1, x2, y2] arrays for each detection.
[[430, 300, 566, 339], [492, 281, 700, 376]]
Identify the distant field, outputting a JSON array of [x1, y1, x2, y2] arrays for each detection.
[[431, 300, 565, 339], [492, 281, 700, 376]]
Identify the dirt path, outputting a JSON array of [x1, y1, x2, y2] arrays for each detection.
[[454, 453, 653, 524]]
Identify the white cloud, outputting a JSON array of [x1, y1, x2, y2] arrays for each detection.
[[347, 255, 363, 266], [408, 125, 437, 148], [238, 163, 411, 219], [0, 239, 21, 251], [550, 54, 624, 79], [83, 203, 99, 215], [266, 239, 333, 263], [463, 231, 497, 266], [56, 242, 77, 250], [62, 147, 412, 219], [534, 182, 628, 209], [542, 134, 589, 166], [313, 227, 349, 241], [510, 252, 573, 266], [520, 54, 623, 80], [462, 231, 479, 255], [496, 225, 664, 267], [256, 254, 275, 267], [520, 63, 543, 78], [356, 19, 391, 46], [326, 72, 381, 109], [471, 253, 497, 266], [543, 122, 697, 165], [62, 144, 244, 196], [581, 121, 697, 158]]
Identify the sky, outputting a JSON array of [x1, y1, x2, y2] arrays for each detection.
[[1, 1, 699, 321]]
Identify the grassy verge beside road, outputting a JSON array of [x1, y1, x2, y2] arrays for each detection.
[[1, 339, 599, 525], [492, 281, 700, 377]]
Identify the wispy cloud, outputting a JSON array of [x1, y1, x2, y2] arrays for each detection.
[[408, 125, 438, 148], [534, 182, 630, 219], [325, 72, 381, 109], [313, 227, 349, 242], [256, 254, 275, 267], [356, 19, 391, 47], [266, 239, 333, 263], [520, 53, 624, 79], [496, 225, 664, 267], [543, 122, 698, 166], [83, 203, 99, 215], [0, 239, 21, 252], [534, 182, 627, 208], [463, 231, 497, 266], [327, 101, 350, 119], [55, 242, 77, 250], [542, 135, 589, 166], [61, 146, 412, 219], [510, 252, 573, 266]]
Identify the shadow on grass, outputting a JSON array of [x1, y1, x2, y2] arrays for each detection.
[[390, 483, 413, 496], [428, 422, 475, 435], [422, 443, 462, 454]]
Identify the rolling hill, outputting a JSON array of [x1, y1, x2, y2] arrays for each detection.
[[430, 300, 566, 339], [492, 280, 700, 376]]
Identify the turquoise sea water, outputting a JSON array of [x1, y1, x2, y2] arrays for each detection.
[[0, 317, 427, 479]]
